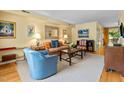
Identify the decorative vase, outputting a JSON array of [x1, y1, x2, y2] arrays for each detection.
[[111, 38, 119, 44]]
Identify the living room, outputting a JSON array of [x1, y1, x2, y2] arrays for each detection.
[[0, 10, 124, 82]]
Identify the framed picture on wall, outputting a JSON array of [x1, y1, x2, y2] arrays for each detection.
[[45, 25, 59, 39], [27, 25, 35, 37], [0, 20, 16, 39], [78, 29, 89, 38]]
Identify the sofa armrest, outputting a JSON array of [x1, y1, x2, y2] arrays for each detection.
[[61, 44, 68, 46]]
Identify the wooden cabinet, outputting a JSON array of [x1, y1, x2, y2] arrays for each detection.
[[2, 54, 16, 62], [0, 47, 24, 65], [105, 46, 124, 76], [0, 47, 16, 65]]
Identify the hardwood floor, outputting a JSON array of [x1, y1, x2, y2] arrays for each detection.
[[99, 69, 124, 82], [93, 46, 105, 56], [0, 47, 124, 82], [97, 47, 124, 82], [0, 63, 21, 82]]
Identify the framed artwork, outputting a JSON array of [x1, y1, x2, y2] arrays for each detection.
[[27, 25, 35, 37], [45, 25, 59, 39], [78, 29, 89, 38], [0, 20, 16, 38]]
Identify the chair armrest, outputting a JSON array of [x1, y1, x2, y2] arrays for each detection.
[[38, 50, 48, 55], [45, 55, 58, 62], [45, 55, 58, 59]]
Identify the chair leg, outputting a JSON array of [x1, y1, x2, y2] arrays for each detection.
[[84, 50, 86, 56]]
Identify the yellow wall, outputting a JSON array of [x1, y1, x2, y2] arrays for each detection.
[[108, 27, 119, 32], [96, 22, 104, 48], [71, 21, 103, 51], [119, 11, 124, 24], [72, 22, 97, 43], [0, 11, 106, 61], [0, 11, 73, 61], [0, 11, 71, 48]]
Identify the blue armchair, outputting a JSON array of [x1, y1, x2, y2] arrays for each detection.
[[23, 48, 58, 80]]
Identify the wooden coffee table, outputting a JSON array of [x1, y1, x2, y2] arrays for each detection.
[[60, 48, 84, 66]]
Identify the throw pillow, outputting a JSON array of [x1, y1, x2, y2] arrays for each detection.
[[43, 42, 51, 49], [51, 40, 59, 48]]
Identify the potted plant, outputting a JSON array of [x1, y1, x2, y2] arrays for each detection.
[[109, 31, 120, 44], [69, 43, 77, 48]]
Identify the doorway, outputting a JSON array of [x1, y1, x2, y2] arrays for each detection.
[[103, 28, 109, 46]]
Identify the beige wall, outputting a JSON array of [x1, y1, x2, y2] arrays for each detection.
[[0, 11, 71, 48]]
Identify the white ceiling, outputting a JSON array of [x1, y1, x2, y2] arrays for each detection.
[[29, 10, 120, 27]]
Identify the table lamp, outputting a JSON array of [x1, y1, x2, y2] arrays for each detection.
[[35, 33, 41, 46], [64, 34, 68, 43]]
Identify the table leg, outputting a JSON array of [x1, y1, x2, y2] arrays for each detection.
[[81, 51, 83, 59], [60, 51, 62, 61], [68, 54, 72, 66], [84, 50, 86, 56]]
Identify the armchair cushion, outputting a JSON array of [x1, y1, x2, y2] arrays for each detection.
[[39, 50, 48, 55]]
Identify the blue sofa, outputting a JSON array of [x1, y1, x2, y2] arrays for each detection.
[[23, 48, 58, 80]]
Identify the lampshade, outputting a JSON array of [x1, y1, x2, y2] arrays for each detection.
[[64, 35, 68, 39], [34, 33, 41, 39]]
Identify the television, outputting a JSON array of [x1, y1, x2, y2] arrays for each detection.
[[120, 22, 124, 38]]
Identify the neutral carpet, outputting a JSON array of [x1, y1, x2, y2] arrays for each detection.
[[16, 53, 104, 82]]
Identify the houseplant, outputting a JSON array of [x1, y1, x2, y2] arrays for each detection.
[[69, 43, 77, 48], [109, 31, 120, 44]]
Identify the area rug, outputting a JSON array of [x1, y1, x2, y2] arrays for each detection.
[[16, 53, 104, 82]]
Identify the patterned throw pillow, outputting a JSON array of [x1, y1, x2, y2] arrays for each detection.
[[43, 42, 51, 49], [79, 40, 86, 46], [31, 45, 45, 51], [59, 40, 65, 46]]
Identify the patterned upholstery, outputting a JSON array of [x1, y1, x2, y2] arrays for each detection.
[[77, 40, 87, 50], [43, 42, 51, 49], [79, 40, 86, 46]]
